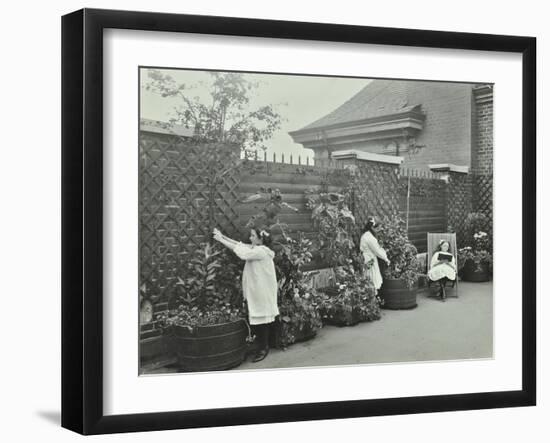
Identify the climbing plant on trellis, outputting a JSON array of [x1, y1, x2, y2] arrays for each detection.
[[139, 132, 241, 301]]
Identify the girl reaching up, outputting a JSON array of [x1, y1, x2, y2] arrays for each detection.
[[213, 227, 279, 362]]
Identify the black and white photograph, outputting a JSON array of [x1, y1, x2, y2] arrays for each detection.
[[138, 68, 494, 374], [1, 0, 544, 440]]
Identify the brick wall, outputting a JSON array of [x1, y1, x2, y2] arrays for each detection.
[[402, 82, 473, 171], [472, 85, 494, 229], [321, 82, 474, 173]]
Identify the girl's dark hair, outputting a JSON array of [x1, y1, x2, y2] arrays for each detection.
[[251, 227, 273, 248], [363, 217, 377, 237], [436, 240, 452, 254]]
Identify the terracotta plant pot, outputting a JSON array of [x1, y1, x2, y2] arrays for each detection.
[[379, 278, 418, 310], [165, 319, 248, 372]]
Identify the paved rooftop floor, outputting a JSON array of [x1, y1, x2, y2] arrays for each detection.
[[147, 281, 493, 374], [238, 281, 493, 370]]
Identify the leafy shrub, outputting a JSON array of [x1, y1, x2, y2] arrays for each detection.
[[317, 264, 382, 325], [157, 243, 245, 329], [376, 216, 421, 289], [273, 234, 323, 348], [244, 187, 298, 242], [457, 246, 493, 273], [458, 212, 493, 274], [276, 282, 323, 348], [305, 190, 356, 267], [464, 212, 490, 239]]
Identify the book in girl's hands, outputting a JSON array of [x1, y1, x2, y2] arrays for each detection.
[[438, 252, 453, 262]]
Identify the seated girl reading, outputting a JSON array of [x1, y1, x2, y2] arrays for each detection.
[[427, 240, 456, 301]]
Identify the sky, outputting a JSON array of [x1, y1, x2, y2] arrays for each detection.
[[140, 68, 370, 162]]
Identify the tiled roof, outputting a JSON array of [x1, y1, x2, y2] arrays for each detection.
[[300, 80, 415, 131]]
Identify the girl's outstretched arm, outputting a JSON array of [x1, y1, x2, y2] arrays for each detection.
[[213, 228, 239, 250]]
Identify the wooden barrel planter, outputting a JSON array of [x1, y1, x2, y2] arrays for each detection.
[[139, 334, 177, 374], [166, 319, 249, 372], [379, 278, 418, 310], [461, 260, 491, 282]]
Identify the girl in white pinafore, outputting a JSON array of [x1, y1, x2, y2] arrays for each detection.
[[359, 217, 390, 294], [213, 227, 278, 362], [427, 240, 456, 301]]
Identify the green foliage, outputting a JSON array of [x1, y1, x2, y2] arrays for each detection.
[[156, 307, 244, 330], [457, 246, 493, 273], [317, 264, 382, 325], [464, 212, 490, 239], [157, 243, 244, 328], [376, 216, 421, 288], [306, 190, 356, 267], [244, 187, 298, 239], [458, 212, 493, 273], [276, 283, 323, 348], [273, 234, 323, 348], [276, 233, 314, 296], [145, 70, 283, 156]]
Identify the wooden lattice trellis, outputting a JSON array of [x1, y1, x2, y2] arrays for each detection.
[[139, 132, 241, 301], [398, 175, 448, 253], [349, 160, 401, 243], [473, 175, 493, 222], [446, 172, 473, 248]]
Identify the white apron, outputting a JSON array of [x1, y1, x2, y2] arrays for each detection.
[[233, 243, 279, 324], [428, 252, 457, 281], [359, 231, 389, 291]]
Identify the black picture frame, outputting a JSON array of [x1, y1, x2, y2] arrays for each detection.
[[61, 8, 536, 435]]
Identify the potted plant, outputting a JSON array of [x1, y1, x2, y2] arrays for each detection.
[[317, 260, 382, 326], [376, 216, 422, 309], [157, 243, 250, 372], [458, 212, 493, 282], [305, 190, 356, 268], [305, 191, 382, 325], [271, 234, 323, 348]]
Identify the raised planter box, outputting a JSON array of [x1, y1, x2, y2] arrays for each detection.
[[379, 278, 418, 310], [165, 320, 249, 372]]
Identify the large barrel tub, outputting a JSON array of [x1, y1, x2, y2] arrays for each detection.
[[379, 278, 418, 310], [166, 320, 249, 372]]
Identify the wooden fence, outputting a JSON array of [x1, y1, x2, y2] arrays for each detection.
[[237, 160, 347, 242], [139, 132, 471, 306], [398, 169, 448, 253]]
